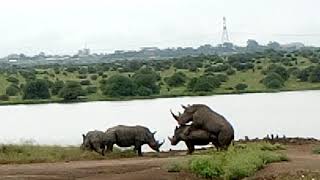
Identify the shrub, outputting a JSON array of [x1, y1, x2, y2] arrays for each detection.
[[23, 79, 50, 99], [309, 66, 320, 82], [90, 74, 98, 81], [86, 86, 97, 94], [313, 146, 320, 154], [80, 80, 91, 86], [226, 68, 236, 75], [51, 80, 65, 96], [6, 76, 19, 83], [6, 84, 20, 96], [77, 75, 87, 79], [0, 95, 9, 101], [262, 72, 285, 89], [175, 143, 288, 180], [165, 72, 187, 87], [101, 75, 137, 97], [235, 83, 248, 91], [59, 81, 84, 100], [264, 64, 289, 80], [132, 67, 160, 94]]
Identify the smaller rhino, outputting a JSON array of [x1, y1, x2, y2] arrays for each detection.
[[168, 125, 219, 154], [80, 130, 111, 156]]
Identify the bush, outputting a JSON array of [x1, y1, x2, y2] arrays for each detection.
[[309, 66, 320, 82], [90, 74, 98, 81], [101, 75, 137, 97], [78, 67, 88, 74], [59, 81, 84, 100], [86, 86, 97, 94], [0, 95, 9, 101], [136, 86, 153, 96], [235, 83, 248, 91], [51, 80, 65, 96], [6, 76, 19, 83], [80, 80, 91, 86], [188, 76, 216, 92], [132, 67, 160, 95], [23, 79, 51, 99], [226, 68, 236, 75], [175, 143, 287, 180], [313, 146, 320, 154], [262, 72, 285, 89], [264, 64, 289, 80], [77, 75, 87, 79], [6, 84, 20, 96], [165, 72, 187, 87]]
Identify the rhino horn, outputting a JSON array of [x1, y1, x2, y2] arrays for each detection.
[[181, 104, 187, 109], [170, 109, 179, 121], [158, 139, 165, 147], [168, 136, 173, 143], [152, 131, 157, 135]]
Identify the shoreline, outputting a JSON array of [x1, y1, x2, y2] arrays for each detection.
[[1, 87, 320, 106]]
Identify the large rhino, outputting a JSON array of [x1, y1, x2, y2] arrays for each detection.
[[171, 104, 234, 150], [105, 125, 164, 156], [80, 130, 111, 156], [168, 125, 219, 154]]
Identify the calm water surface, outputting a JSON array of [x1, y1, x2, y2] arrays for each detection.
[[0, 90, 319, 151]]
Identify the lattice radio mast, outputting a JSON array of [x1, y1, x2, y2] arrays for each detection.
[[221, 17, 230, 44]]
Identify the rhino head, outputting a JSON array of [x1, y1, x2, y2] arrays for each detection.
[[168, 125, 189, 145], [170, 104, 196, 125], [80, 134, 91, 151], [148, 131, 165, 152]]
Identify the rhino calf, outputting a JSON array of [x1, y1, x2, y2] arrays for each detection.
[[105, 125, 164, 156], [80, 130, 111, 156], [168, 125, 219, 154]]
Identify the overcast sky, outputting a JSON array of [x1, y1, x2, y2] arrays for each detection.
[[0, 0, 320, 56]]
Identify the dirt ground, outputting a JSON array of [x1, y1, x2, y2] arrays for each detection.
[[0, 144, 319, 180]]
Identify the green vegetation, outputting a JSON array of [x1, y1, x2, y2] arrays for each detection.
[[313, 146, 320, 154], [167, 143, 288, 180], [0, 144, 136, 164], [1, 49, 320, 105]]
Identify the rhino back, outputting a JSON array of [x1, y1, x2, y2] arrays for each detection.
[[110, 125, 152, 147], [193, 107, 234, 135]]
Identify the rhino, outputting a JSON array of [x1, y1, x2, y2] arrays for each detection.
[[80, 130, 111, 156], [105, 125, 164, 156], [168, 125, 219, 154], [171, 104, 234, 150]]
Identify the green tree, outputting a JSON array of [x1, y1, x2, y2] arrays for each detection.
[[59, 81, 84, 100], [101, 75, 137, 97], [132, 67, 160, 94], [309, 66, 320, 82], [51, 80, 65, 95], [261, 72, 284, 89], [23, 79, 50, 99], [165, 72, 187, 87], [6, 84, 20, 96]]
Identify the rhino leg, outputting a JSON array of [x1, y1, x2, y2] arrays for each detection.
[[185, 141, 195, 154], [134, 142, 143, 156], [217, 131, 233, 151], [106, 143, 114, 153], [92, 142, 105, 156]]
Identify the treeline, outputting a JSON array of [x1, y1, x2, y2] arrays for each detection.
[[0, 47, 320, 102]]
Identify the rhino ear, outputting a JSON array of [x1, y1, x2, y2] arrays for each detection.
[[175, 126, 178, 130], [152, 131, 157, 135], [82, 134, 86, 141]]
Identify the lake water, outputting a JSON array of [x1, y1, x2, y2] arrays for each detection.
[[0, 90, 319, 151]]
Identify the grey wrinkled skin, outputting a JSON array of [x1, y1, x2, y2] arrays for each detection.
[[171, 104, 234, 150], [80, 130, 112, 156], [168, 125, 219, 154], [105, 125, 164, 156]]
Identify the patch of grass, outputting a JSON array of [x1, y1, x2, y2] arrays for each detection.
[[0, 144, 136, 164], [312, 146, 320, 154], [168, 143, 288, 179]]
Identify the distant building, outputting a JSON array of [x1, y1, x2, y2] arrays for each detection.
[[77, 48, 90, 57]]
